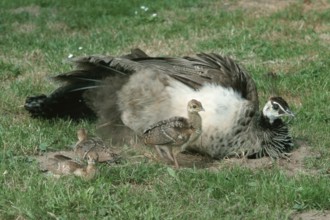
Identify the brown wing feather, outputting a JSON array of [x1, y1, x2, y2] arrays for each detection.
[[143, 117, 191, 146], [53, 48, 149, 83], [179, 53, 259, 108], [143, 117, 188, 132], [74, 137, 118, 163], [128, 52, 259, 108]]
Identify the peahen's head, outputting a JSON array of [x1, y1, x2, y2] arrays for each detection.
[[262, 97, 294, 124]]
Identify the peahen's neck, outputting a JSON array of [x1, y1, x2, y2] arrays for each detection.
[[255, 112, 293, 158]]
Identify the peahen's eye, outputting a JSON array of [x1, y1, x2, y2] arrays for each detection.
[[273, 104, 279, 110], [192, 105, 197, 108]]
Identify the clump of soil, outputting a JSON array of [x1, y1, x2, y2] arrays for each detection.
[[171, 141, 320, 176], [34, 138, 320, 177], [290, 210, 330, 220]]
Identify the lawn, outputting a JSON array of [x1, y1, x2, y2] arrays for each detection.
[[0, 0, 329, 219]]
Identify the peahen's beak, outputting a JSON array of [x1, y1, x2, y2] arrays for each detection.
[[285, 109, 295, 117]]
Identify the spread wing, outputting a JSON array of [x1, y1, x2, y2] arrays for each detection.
[[134, 53, 259, 109], [25, 48, 259, 119]]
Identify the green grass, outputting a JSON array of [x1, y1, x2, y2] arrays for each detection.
[[1, 0, 329, 219]]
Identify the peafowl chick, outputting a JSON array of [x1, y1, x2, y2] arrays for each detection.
[[74, 128, 119, 164], [143, 99, 204, 168], [45, 152, 98, 180]]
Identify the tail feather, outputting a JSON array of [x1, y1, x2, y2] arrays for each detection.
[[24, 49, 149, 119], [25, 62, 122, 119], [24, 89, 96, 120]]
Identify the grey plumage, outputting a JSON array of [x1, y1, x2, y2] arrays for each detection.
[[25, 48, 295, 159]]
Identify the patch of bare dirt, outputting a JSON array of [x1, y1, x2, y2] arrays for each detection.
[[130, 138, 322, 176], [47, 22, 70, 33], [290, 210, 330, 220], [221, 0, 295, 17], [10, 6, 42, 34], [14, 215, 27, 220], [282, 94, 303, 109], [13, 22, 37, 34], [319, 33, 330, 44], [23, 49, 46, 63], [129, 37, 197, 57], [237, 0, 294, 13], [10, 5, 40, 17], [159, 151, 215, 169], [170, 141, 318, 176], [246, 54, 319, 80], [302, 0, 330, 13], [219, 0, 330, 18], [33, 137, 320, 177], [314, 23, 330, 34], [208, 144, 319, 176], [127, 27, 236, 58]]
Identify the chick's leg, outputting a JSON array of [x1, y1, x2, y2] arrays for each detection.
[[172, 154, 179, 169], [172, 148, 181, 169], [155, 146, 179, 168], [155, 145, 167, 159]]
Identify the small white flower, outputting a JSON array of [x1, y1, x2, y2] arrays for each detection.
[[68, 54, 74, 58], [3, 170, 8, 175], [140, 6, 146, 10], [78, 46, 83, 50], [134, 10, 138, 15], [144, 7, 149, 11], [151, 13, 157, 17]]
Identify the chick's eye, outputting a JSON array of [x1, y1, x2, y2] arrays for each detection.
[[273, 104, 279, 110], [192, 105, 197, 109]]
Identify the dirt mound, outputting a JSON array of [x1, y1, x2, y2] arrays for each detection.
[[211, 145, 318, 176], [171, 141, 320, 176], [34, 139, 319, 177], [291, 210, 330, 220]]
